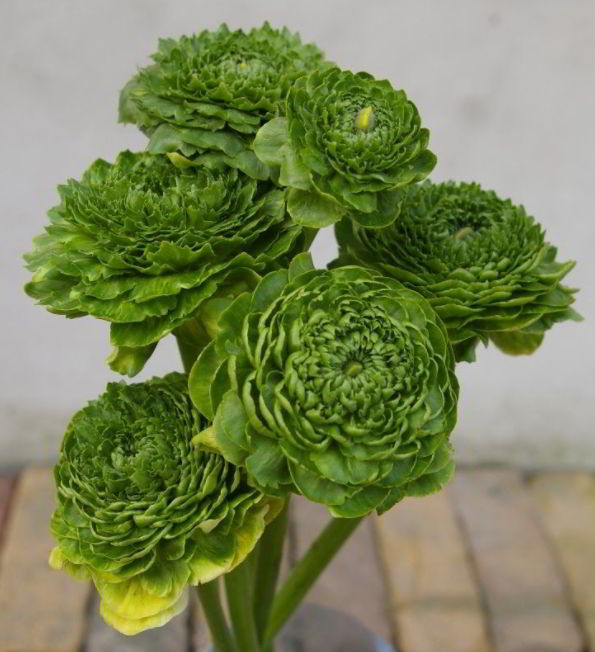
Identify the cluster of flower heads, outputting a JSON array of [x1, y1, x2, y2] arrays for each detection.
[[24, 22, 579, 636]]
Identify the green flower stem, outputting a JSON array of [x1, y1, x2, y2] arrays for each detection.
[[263, 515, 363, 644], [175, 322, 208, 374], [224, 554, 261, 652], [196, 581, 238, 652], [253, 499, 291, 645]]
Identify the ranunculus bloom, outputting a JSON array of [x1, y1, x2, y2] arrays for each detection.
[[49, 373, 280, 635], [333, 181, 581, 361], [189, 255, 458, 518], [119, 23, 328, 179], [25, 151, 311, 374], [254, 68, 436, 227]]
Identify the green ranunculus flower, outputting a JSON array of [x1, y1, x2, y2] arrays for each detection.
[[189, 254, 458, 518], [253, 68, 436, 228], [333, 181, 581, 362], [119, 23, 328, 179], [49, 373, 280, 635], [24, 151, 312, 375]]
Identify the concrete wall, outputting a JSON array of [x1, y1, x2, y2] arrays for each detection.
[[1, 0, 593, 469]]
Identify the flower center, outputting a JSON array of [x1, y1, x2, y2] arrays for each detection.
[[355, 106, 376, 133], [454, 226, 474, 241], [343, 360, 363, 377]]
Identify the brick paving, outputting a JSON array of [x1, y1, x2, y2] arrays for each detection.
[[0, 469, 90, 652], [452, 470, 584, 652], [0, 476, 16, 546], [0, 467, 594, 652], [530, 472, 595, 648], [375, 490, 490, 652]]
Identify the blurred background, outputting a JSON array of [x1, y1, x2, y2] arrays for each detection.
[[1, 2, 594, 652], [2, 0, 593, 472]]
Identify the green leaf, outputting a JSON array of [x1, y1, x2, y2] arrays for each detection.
[[245, 438, 290, 490], [375, 488, 406, 515], [288, 253, 315, 281], [278, 146, 311, 190], [166, 152, 196, 168], [216, 293, 254, 351], [341, 191, 377, 214], [200, 297, 236, 340], [147, 123, 245, 157], [100, 590, 188, 636], [210, 361, 233, 415], [106, 344, 157, 378], [329, 486, 388, 518], [253, 118, 289, 167], [350, 190, 402, 229], [213, 391, 250, 465], [289, 462, 350, 506], [118, 78, 145, 125], [311, 447, 375, 486], [223, 150, 270, 181], [49, 547, 91, 582], [96, 560, 190, 621], [250, 270, 289, 313], [489, 330, 545, 356], [228, 501, 269, 567], [452, 337, 480, 363], [189, 342, 223, 420], [192, 425, 224, 456], [406, 459, 455, 497], [287, 188, 346, 227], [188, 530, 236, 585]]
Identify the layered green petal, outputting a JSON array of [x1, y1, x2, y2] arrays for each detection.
[[119, 23, 328, 174], [100, 591, 188, 637], [333, 181, 581, 361], [24, 151, 311, 372], [189, 256, 459, 516], [49, 373, 276, 634], [253, 68, 435, 226]]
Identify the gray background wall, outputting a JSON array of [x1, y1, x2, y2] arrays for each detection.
[[1, 0, 593, 470]]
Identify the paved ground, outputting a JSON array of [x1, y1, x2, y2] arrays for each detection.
[[0, 467, 594, 651]]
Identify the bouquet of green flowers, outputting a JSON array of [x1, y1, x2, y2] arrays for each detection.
[[24, 22, 580, 651]]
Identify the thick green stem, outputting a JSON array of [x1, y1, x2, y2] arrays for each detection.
[[175, 317, 211, 373], [196, 582, 238, 652], [253, 499, 290, 646], [176, 337, 203, 375], [177, 338, 199, 375], [224, 554, 261, 652], [263, 515, 364, 644]]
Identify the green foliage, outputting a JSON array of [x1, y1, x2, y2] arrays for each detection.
[[333, 181, 581, 361], [253, 68, 436, 227], [49, 373, 280, 635], [24, 151, 311, 373], [119, 23, 328, 178], [189, 255, 458, 517]]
